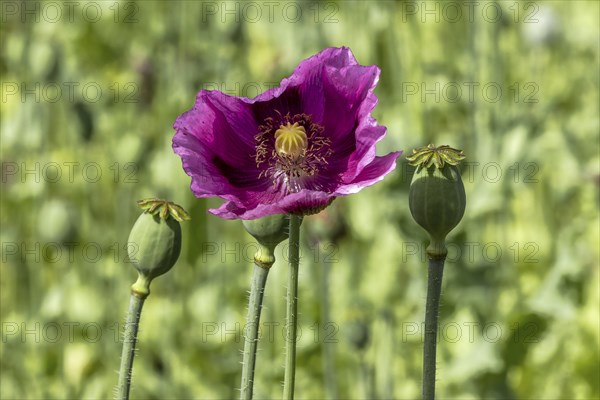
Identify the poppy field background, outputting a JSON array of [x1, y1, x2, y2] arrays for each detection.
[[1, 1, 599, 399]]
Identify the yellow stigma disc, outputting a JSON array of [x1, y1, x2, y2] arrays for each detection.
[[274, 122, 308, 158]]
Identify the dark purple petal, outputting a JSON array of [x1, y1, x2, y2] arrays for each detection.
[[324, 66, 386, 183], [276, 189, 336, 215], [335, 152, 402, 195], [284, 47, 359, 120], [174, 90, 258, 165], [209, 189, 335, 220], [172, 132, 263, 201], [338, 114, 387, 182], [248, 86, 304, 124], [320, 64, 380, 140], [296, 56, 384, 184], [173, 89, 279, 199], [244, 48, 359, 118], [246, 47, 360, 122]]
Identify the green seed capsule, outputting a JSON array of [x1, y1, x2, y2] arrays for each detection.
[[409, 165, 465, 239], [127, 199, 189, 297], [243, 214, 296, 267], [128, 213, 181, 278], [407, 145, 466, 258], [243, 214, 290, 248]]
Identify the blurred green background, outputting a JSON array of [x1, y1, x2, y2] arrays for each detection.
[[1, 1, 599, 399]]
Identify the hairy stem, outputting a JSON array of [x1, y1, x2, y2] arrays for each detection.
[[283, 214, 301, 400], [422, 256, 445, 400], [240, 263, 271, 400], [117, 292, 146, 400]]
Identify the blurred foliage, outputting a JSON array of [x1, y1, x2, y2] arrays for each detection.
[[1, 1, 599, 399]]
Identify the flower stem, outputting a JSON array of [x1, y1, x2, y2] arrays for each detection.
[[240, 262, 271, 400], [422, 255, 445, 400], [283, 214, 301, 400], [117, 292, 147, 400]]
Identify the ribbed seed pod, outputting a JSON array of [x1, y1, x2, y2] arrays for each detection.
[[127, 199, 190, 297], [409, 164, 465, 241], [407, 145, 466, 258], [243, 214, 290, 248], [128, 214, 181, 279]]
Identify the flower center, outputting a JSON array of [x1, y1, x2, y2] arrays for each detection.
[[274, 122, 307, 159], [254, 112, 334, 192]]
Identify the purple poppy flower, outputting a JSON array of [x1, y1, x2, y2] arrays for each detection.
[[173, 47, 401, 219]]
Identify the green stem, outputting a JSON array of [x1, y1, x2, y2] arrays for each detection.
[[422, 255, 445, 400], [283, 214, 301, 400], [240, 263, 271, 400], [117, 292, 147, 400]]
